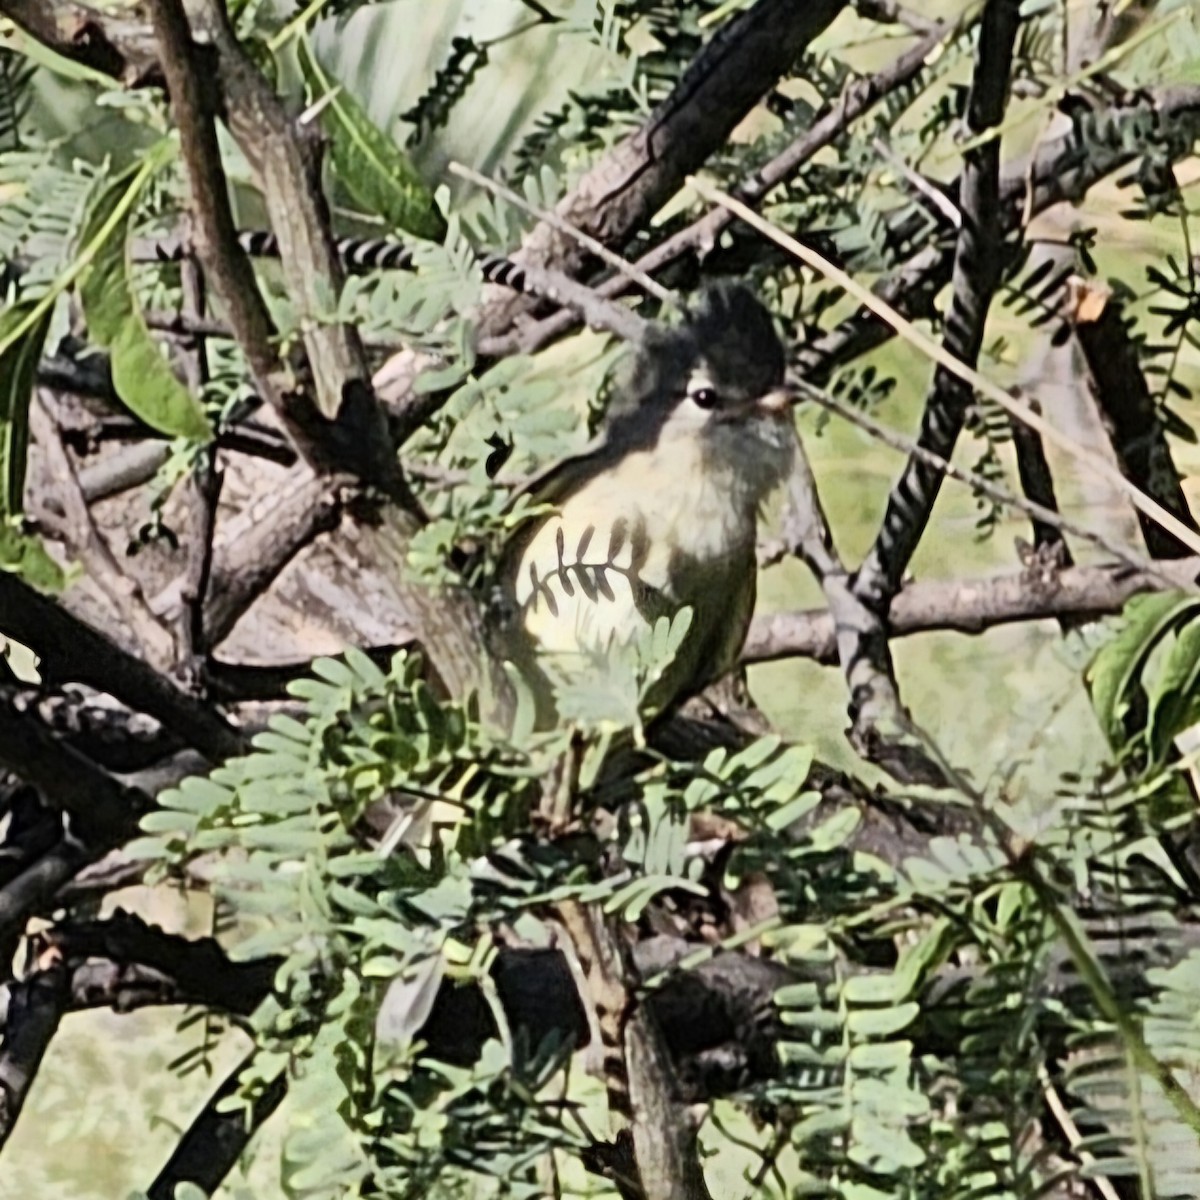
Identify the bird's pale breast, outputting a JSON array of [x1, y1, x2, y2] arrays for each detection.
[[513, 436, 758, 687]]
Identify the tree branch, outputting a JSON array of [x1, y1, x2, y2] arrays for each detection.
[[0, 0, 160, 85], [0, 689, 148, 846], [469, 12, 956, 368], [184, 0, 413, 506], [745, 557, 1200, 664], [146, 1054, 287, 1200], [382, 0, 849, 433], [1070, 281, 1199, 560], [0, 963, 69, 1150], [0, 572, 245, 763], [31, 398, 176, 670], [843, 0, 1022, 781]]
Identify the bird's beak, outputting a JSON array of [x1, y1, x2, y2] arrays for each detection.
[[756, 385, 799, 415]]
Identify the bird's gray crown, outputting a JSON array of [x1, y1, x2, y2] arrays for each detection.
[[607, 282, 786, 450]]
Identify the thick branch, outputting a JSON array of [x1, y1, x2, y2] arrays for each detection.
[[745, 557, 1200, 664], [1071, 287, 1198, 560], [0, 689, 148, 846], [482, 15, 954, 363], [0, 572, 244, 763], [0, 0, 160, 85], [840, 0, 1021, 782], [147, 1055, 287, 1200], [187, 0, 411, 505], [383, 0, 849, 432], [0, 964, 69, 1150], [480, 0, 846, 330], [56, 911, 276, 1014]]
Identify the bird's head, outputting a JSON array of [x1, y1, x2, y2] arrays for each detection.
[[607, 282, 795, 505]]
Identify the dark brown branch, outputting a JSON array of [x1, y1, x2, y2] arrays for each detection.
[[187, 0, 412, 505], [481, 0, 846, 329], [476, 14, 953, 365], [55, 911, 276, 1014], [384, 0, 849, 436], [0, 0, 161, 85], [744, 557, 1200, 664], [0, 963, 69, 1150], [855, 0, 1021, 602], [1010, 400, 1073, 561], [854, 0, 946, 34], [0, 844, 88, 950], [32, 399, 177, 669], [0, 572, 245, 763], [840, 0, 1021, 783], [0, 690, 148, 846], [1070, 284, 1199, 560], [147, 1055, 287, 1200]]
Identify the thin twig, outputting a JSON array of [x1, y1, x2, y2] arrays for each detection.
[[448, 162, 679, 310], [32, 399, 177, 668], [690, 175, 1200, 560], [1038, 1065, 1123, 1200], [797, 383, 1172, 585], [177, 255, 223, 669], [744, 557, 1200, 664], [872, 136, 961, 227]]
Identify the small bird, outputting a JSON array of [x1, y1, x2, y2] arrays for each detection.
[[495, 282, 795, 723]]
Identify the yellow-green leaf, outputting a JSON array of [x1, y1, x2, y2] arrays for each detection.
[[298, 38, 446, 242], [78, 144, 213, 443], [0, 301, 50, 518]]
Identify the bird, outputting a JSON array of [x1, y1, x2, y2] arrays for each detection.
[[493, 282, 795, 726]]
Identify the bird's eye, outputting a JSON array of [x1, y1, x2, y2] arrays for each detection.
[[690, 386, 720, 410]]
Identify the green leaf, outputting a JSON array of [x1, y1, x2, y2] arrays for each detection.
[[846, 1002, 919, 1037], [297, 38, 446, 241], [1146, 615, 1200, 763], [77, 142, 213, 442], [0, 523, 66, 589], [1087, 591, 1200, 747], [375, 953, 446, 1049], [0, 301, 48, 518]]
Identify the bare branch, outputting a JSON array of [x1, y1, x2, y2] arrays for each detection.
[[0, 0, 160, 85], [478, 16, 957, 363], [0, 688, 148, 846], [192, 470, 345, 648], [0, 572, 245, 762], [32, 399, 176, 669], [176, 258, 223, 668], [145, 0, 282, 405], [745, 558, 1200, 665], [0, 963, 69, 1150], [796, 85, 1200, 384], [56, 911, 277, 1015], [147, 1054, 287, 1200], [1070, 281, 1199, 560], [187, 0, 413, 504], [854, 0, 1022, 603], [0, 844, 86, 957]]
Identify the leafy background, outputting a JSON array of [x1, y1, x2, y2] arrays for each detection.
[[1, 0, 1200, 1196]]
